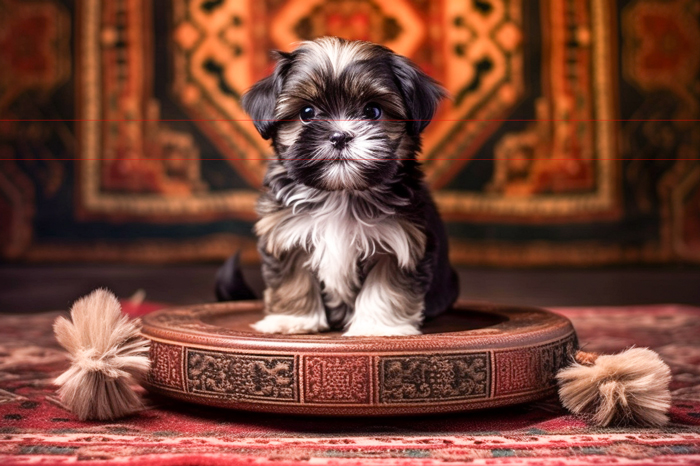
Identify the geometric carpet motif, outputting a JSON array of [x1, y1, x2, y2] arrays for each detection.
[[1, 304, 699, 464], [1, 0, 699, 265]]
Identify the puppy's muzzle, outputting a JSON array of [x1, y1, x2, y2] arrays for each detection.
[[329, 131, 354, 150]]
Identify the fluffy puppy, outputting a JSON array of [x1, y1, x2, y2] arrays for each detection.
[[241, 37, 458, 336]]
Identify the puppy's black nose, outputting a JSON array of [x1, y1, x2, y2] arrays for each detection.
[[330, 131, 353, 149]]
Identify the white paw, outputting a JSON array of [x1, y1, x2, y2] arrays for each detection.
[[251, 314, 328, 335], [342, 322, 421, 337]]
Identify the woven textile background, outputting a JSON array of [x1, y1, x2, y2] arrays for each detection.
[[1, 0, 699, 265]]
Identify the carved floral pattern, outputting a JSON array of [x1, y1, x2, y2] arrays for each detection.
[[186, 350, 296, 401], [379, 354, 490, 403]]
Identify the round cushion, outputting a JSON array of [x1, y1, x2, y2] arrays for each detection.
[[141, 300, 577, 416]]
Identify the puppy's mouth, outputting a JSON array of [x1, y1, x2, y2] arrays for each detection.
[[329, 158, 350, 165], [328, 151, 355, 164], [326, 146, 359, 164]]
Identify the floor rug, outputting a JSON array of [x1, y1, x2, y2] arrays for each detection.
[[1, 303, 699, 465]]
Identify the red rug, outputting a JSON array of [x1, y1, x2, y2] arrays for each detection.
[[1, 303, 699, 465]]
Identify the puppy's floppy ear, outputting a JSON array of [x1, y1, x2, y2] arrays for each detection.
[[241, 51, 293, 140], [389, 55, 447, 135]]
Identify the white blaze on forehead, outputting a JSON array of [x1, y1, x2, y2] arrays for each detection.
[[332, 118, 356, 131], [300, 38, 373, 76]]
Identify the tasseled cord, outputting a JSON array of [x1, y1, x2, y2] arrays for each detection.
[[53, 289, 150, 421], [557, 347, 672, 427]]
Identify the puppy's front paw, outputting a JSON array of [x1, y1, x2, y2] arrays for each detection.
[[342, 322, 421, 337], [251, 314, 328, 335]]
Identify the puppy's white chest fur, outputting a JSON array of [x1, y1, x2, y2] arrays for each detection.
[[257, 191, 425, 310]]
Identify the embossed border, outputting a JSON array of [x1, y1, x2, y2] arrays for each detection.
[[185, 349, 299, 402], [147, 341, 186, 391], [302, 355, 372, 405], [493, 333, 578, 397], [378, 353, 491, 404]]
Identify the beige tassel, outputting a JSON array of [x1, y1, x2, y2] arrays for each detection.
[[557, 347, 672, 427], [54, 289, 150, 420]]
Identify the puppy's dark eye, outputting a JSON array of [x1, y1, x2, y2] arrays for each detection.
[[363, 103, 382, 120], [300, 106, 316, 122]]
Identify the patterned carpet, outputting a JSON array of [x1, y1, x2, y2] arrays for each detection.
[[1, 303, 699, 465]]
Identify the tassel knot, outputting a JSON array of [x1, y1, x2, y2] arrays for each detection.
[[73, 349, 129, 379], [557, 347, 671, 427], [54, 289, 150, 421]]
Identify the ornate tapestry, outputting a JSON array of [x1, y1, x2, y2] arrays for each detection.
[[1, 0, 699, 265]]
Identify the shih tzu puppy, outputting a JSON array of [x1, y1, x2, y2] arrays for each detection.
[[225, 37, 458, 336]]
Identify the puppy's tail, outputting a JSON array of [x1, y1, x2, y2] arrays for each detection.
[[215, 251, 258, 301]]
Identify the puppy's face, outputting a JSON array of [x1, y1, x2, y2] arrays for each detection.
[[243, 38, 444, 191]]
